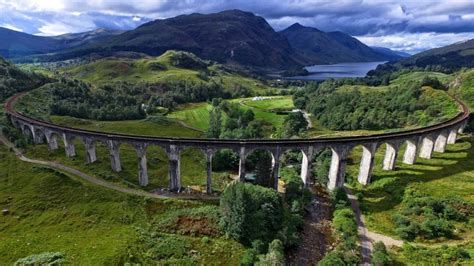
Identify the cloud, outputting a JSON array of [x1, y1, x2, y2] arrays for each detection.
[[0, 23, 23, 32], [0, 0, 473, 53]]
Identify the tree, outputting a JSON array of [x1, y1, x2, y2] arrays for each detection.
[[256, 239, 285, 265], [219, 182, 284, 245], [372, 241, 392, 266], [282, 111, 308, 138], [207, 107, 222, 138]]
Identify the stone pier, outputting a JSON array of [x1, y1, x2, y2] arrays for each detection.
[[328, 146, 349, 190], [271, 147, 281, 190], [434, 131, 448, 153], [32, 126, 44, 144], [419, 136, 435, 159], [82, 137, 97, 163], [358, 143, 378, 185], [238, 147, 246, 182], [403, 138, 419, 164], [107, 140, 121, 172], [300, 146, 316, 186], [167, 145, 181, 191], [135, 144, 148, 186], [62, 133, 76, 157], [447, 128, 458, 144], [45, 130, 58, 150], [204, 149, 214, 194], [383, 141, 400, 170]]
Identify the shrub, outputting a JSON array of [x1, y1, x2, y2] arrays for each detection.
[[421, 218, 453, 239], [317, 250, 345, 266], [256, 239, 285, 265], [14, 252, 64, 265], [372, 242, 392, 266], [219, 182, 284, 245]]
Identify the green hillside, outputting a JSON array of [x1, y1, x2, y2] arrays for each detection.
[[61, 50, 275, 94], [0, 145, 244, 264]]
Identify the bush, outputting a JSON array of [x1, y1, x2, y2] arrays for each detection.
[[219, 183, 284, 245], [372, 242, 392, 266], [317, 250, 345, 266], [256, 239, 285, 265], [14, 252, 64, 265], [421, 218, 454, 239]]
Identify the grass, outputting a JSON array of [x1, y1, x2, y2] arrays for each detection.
[[22, 138, 234, 193], [51, 115, 204, 138], [0, 145, 245, 264], [390, 71, 454, 86], [167, 102, 214, 131], [345, 137, 474, 243], [61, 50, 276, 94]]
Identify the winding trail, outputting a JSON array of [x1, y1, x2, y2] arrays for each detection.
[[344, 187, 403, 265], [0, 134, 217, 201]]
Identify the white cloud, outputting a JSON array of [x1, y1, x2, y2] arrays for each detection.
[[0, 23, 23, 32]]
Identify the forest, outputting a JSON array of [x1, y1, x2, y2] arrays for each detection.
[[293, 77, 454, 131]]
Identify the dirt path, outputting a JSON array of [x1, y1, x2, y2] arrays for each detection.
[[287, 187, 333, 265], [344, 187, 403, 265], [0, 134, 216, 201]]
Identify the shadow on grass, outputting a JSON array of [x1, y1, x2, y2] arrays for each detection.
[[359, 137, 474, 214]]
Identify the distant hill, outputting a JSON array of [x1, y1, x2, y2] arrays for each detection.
[[52, 28, 125, 48], [370, 46, 411, 59], [280, 23, 403, 64], [369, 39, 474, 77], [0, 27, 62, 58], [0, 27, 125, 58]]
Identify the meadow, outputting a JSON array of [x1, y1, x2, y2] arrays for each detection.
[[0, 145, 245, 264]]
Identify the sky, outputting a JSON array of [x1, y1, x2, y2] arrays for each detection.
[[1, 0, 474, 54]]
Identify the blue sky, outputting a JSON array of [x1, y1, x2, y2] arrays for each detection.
[[1, 0, 474, 54]]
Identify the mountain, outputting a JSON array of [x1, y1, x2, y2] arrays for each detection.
[[38, 10, 300, 70], [369, 39, 474, 77], [52, 28, 125, 48], [397, 39, 474, 70], [280, 23, 403, 64], [0, 27, 63, 58], [370, 46, 411, 59], [0, 27, 125, 58]]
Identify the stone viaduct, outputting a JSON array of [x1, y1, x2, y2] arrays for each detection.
[[5, 92, 470, 194]]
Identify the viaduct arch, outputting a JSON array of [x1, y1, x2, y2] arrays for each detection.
[[5, 92, 470, 194]]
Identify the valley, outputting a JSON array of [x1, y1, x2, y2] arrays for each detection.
[[0, 5, 473, 266]]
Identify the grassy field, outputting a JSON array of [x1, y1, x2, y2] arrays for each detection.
[[167, 103, 214, 131], [51, 115, 204, 138], [345, 137, 474, 243], [390, 71, 454, 86], [0, 145, 244, 264]]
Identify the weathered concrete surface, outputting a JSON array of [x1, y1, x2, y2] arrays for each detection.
[[238, 147, 246, 182], [447, 128, 458, 144], [62, 133, 76, 158], [328, 146, 349, 190], [205, 149, 214, 194], [358, 143, 378, 185], [107, 140, 121, 172], [271, 147, 281, 190], [383, 142, 400, 170], [83, 137, 97, 163], [300, 146, 316, 186], [419, 136, 435, 159], [167, 145, 181, 191], [403, 139, 418, 164], [136, 144, 148, 187], [434, 131, 448, 153]]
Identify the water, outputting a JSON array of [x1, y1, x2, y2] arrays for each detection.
[[288, 61, 386, 80]]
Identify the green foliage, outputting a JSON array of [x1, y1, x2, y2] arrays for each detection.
[[0, 56, 49, 102], [392, 188, 473, 240], [50, 79, 146, 121], [319, 188, 361, 265], [281, 111, 308, 138], [255, 239, 285, 265], [219, 182, 284, 246], [14, 252, 64, 266], [372, 242, 392, 266], [313, 149, 332, 186], [401, 243, 471, 265], [297, 77, 457, 131], [212, 149, 239, 171], [206, 105, 222, 138], [252, 150, 274, 188]]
